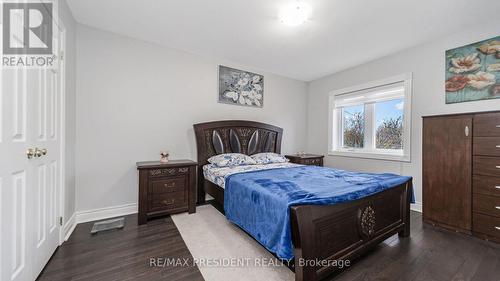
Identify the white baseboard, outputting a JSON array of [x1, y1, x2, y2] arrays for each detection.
[[63, 213, 77, 241], [411, 202, 422, 213], [76, 203, 138, 224]]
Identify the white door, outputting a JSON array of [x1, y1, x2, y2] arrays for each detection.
[[30, 67, 62, 278], [0, 13, 64, 281]]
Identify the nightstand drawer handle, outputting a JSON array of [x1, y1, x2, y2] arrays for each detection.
[[495, 226, 500, 231], [496, 206, 500, 210], [495, 186, 500, 189], [162, 199, 175, 206], [496, 125, 500, 128], [164, 182, 176, 188], [496, 166, 500, 169], [497, 145, 500, 148]]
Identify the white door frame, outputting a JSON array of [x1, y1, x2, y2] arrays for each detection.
[[52, 7, 67, 246]]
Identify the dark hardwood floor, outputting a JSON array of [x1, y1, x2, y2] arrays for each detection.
[[38, 210, 500, 281], [37, 215, 204, 281], [329, 213, 500, 281]]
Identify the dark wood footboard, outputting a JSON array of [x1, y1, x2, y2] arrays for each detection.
[[290, 180, 412, 281]]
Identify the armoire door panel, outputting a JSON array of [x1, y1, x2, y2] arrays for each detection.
[[423, 116, 472, 231]]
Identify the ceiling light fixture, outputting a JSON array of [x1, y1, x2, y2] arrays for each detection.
[[279, 1, 310, 27]]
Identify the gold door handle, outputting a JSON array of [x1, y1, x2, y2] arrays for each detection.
[[27, 148, 35, 159], [34, 148, 48, 158]]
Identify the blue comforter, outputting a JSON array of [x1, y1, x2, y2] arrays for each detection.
[[223, 165, 413, 260]]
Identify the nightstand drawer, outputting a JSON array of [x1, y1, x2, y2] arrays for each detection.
[[150, 177, 186, 194], [303, 158, 322, 166], [150, 191, 187, 211], [148, 167, 190, 177], [137, 160, 197, 224], [286, 154, 324, 167]]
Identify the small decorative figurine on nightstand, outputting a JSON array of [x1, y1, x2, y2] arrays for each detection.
[[285, 153, 324, 166], [159, 151, 169, 163]]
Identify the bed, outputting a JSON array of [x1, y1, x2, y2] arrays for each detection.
[[194, 120, 413, 281]]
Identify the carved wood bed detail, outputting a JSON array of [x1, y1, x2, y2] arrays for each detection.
[[193, 120, 412, 281]]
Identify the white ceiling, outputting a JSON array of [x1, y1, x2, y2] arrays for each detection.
[[67, 0, 500, 81]]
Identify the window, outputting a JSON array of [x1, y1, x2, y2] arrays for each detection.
[[329, 74, 412, 162], [342, 105, 364, 148]]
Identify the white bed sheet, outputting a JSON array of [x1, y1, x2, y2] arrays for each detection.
[[203, 162, 302, 188]]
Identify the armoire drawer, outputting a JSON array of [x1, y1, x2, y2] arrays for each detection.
[[473, 213, 500, 240], [473, 156, 500, 177], [473, 194, 500, 218], [473, 175, 500, 197], [473, 137, 500, 157], [474, 113, 500, 137]]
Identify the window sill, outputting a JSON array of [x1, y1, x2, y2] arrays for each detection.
[[328, 150, 410, 163]]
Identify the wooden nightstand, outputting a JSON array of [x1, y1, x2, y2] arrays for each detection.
[[285, 154, 324, 166], [137, 160, 197, 225]]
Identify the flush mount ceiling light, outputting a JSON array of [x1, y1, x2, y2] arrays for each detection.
[[279, 1, 310, 26]]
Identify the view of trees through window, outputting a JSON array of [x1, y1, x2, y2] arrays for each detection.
[[342, 105, 364, 148], [342, 99, 404, 150], [375, 99, 404, 150]]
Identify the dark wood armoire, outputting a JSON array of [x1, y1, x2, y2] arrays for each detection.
[[423, 111, 500, 243]]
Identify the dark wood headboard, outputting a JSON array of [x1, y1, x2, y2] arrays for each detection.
[[193, 120, 283, 202]]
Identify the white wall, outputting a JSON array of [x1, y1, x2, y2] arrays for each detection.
[[59, 0, 77, 224], [307, 19, 500, 211], [75, 25, 308, 212]]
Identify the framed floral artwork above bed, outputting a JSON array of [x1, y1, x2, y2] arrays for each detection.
[[218, 65, 264, 108], [445, 36, 500, 104]]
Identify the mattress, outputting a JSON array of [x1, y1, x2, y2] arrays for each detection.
[[203, 162, 301, 188]]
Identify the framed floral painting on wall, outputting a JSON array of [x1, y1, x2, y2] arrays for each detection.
[[445, 36, 500, 104], [218, 65, 264, 108]]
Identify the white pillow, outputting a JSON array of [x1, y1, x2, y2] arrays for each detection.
[[251, 153, 289, 165], [208, 153, 256, 167]]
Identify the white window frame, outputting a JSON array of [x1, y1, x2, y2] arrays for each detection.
[[328, 73, 412, 162]]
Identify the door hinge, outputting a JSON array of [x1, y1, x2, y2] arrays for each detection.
[[59, 51, 64, 61], [59, 217, 63, 226]]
